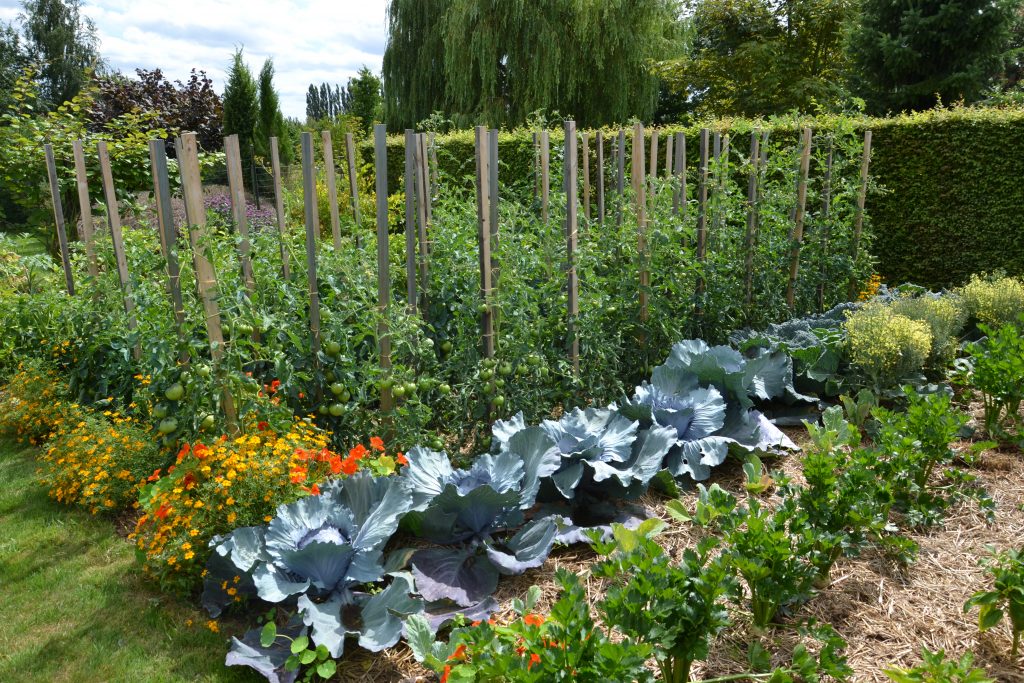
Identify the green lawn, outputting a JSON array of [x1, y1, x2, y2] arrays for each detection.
[[0, 440, 259, 683]]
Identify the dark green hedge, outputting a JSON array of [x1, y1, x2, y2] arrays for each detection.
[[358, 108, 1024, 289]]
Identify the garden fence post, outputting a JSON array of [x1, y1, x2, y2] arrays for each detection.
[[848, 130, 872, 300], [149, 139, 188, 359], [178, 132, 237, 430], [300, 133, 323, 402], [710, 132, 722, 245], [269, 136, 291, 280], [581, 131, 591, 223], [403, 130, 418, 314], [475, 126, 495, 360], [616, 128, 625, 227], [416, 132, 431, 312], [44, 143, 75, 296], [71, 140, 99, 278], [97, 141, 140, 360], [648, 128, 658, 206], [632, 122, 649, 324], [532, 131, 539, 203], [695, 129, 710, 321], [674, 132, 686, 221], [147, 142, 169, 260], [373, 124, 393, 412], [428, 131, 439, 193], [786, 127, 813, 311], [344, 132, 362, 248], [817, 136, 834, 312], [596, 130, 605, 226], [665, 131, 674, 178], [487, 128, 499, 291], [540, 130, 550, 224], [224, 135, 259, 316], [565, 120, 580, 375], [743, 131, 761, 311], [322, 130, 342, 250]]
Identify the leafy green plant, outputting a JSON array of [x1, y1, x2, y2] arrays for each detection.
[[958, 274, 1024, 328], [883, 649, 994, 683], [839, 388, 877, 430], [964, 545, 1024, 660], [406, 570, 654, 683], [845, 302, 932, 392], [968, 319, 1024, 439], [889, 293, 966, 370], [590, 523, 734, 683]]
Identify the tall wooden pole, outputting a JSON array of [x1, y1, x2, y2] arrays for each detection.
[[322, 130, 342, 249], [403, 130, 418, 314], [475, 126, 495, 359], [596, 130, 605, 226], [71, 141, 99, 278], [848, 130, 873, 300], [149, 139, 187, 357], [300, 133, 322, 401], [786, 127, 813, 311], [743, 132, 761, 311], [695, 129, 710, 320], [269, 136, 291, 279], [44, 144, 74, 295], [565, 121, 579, 374], [373, 125, 393, 412], [540, 130, 550, 224], [632, 123, 649, 323], [224, 134, 257, 301], [345, 132, 362, 248], [581, 131, 591, 223], [97, 141, 139, 356]]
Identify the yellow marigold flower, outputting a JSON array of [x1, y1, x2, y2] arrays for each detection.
[[206, 620, 219, 633]]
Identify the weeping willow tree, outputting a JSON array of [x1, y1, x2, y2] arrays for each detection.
[[383, 0, 683, 130]]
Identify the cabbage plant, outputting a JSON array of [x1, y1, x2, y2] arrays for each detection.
[[399, 443, 561, 607], [202, 473, 420, 682]]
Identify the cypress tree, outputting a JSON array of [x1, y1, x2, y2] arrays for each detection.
[[222, 48, 258, 172], [255, 58, 290, 164], [345, 66, 382, 134], [849, 0, 1019, 113]]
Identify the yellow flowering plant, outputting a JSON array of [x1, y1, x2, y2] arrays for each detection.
[[845, 302, 933, 391], [0, 361, 72, 446]]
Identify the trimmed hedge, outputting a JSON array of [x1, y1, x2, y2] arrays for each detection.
[[356, 107, 1024, 289]]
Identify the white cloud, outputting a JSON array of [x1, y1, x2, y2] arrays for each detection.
[[0, 0, 389, 118]]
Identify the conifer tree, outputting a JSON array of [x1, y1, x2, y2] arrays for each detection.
[[222, 48, 258, 167]]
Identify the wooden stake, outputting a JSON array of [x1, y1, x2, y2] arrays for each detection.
[[565, 121, 580, 374], [785, 127, 813, 311], [269, 137, 291, 280], [97, 141, 139, 356], [632, 123, 649, 323], [224, 134, 257, 300], [322, 130, 342, 249], [403, 130, 418, 314], [673, 132, 685, 219], [743, 131, 761, 310], [147, 142, 168, 259], [817, 136, 834, 312], [300, 133, 322, 399], [848, 130, 873, 300], [649, 129, 658, 199], [540, 130, 550, 224], [487, 128, 499, 292], [581, 131, 591, 222], [71, 141, 99, 278], [695, 129, 710, 318], [345, 132, 362, 247], [665, 132, 674, 177], [44, 144, 74, 295], [415, 133, 431, 311], [596, 130, 605, 226], [178, 132, 237, 429], [149, 139, 187, 356], [428, 132, 439, 193], [475, 126, 495, 359], [373, 125, 393, 411], [616, 129, 626, 227]]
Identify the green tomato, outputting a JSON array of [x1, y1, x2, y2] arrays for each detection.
[[483, 381, 497, 395], [430, 438, 445, 450], [438, 383, 452, 395], [330, 382, 345, 396], [325, 340, 342, 356], [495, 379, 505, 389], [539, 367, 550, 378], [418, 378, 434, 392], [179, 371, 191, 384], [236, 323, 253, 335], [164, 383, 185, 401], [441, 340, 453, 354], [527, 354, 541, 367], [482, 358, 496, 369], [329, 403, 344, 417], [153, 404, 169, 419], [403, 382, 417, 396], [479, 369, 494, 381], [499, 363, 513, 376], [157, 417, 178, 435], [200, 414, 216, 431], [195, 365, 212, 378], [340, 390, 351, 402], [491, 395, 506, 408], [318, 405, 329, 415], [423, 338, 434, 349], [379, 379, 394, 391], [477, 303, 489, 315], [392, 385, 407, 398], [516, 365, 528, 376], [605, 306, 618, 314]]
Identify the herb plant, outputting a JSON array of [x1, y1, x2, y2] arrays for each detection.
[[964, 545, 1024, 660]]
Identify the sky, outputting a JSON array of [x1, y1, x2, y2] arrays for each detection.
[[0, 0, 390, 119]]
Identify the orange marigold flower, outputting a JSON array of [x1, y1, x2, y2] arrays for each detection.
[[154, 504, 171, 520], [369, 436, 385, 451], [523, 613, 545, 627], [193, 444, 209, 460], [329, 456, 343, 475], [528, 653, 541, 670]]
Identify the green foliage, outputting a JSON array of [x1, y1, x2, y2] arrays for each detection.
[[590, 525, 734, 683], [883, 649, 995, 683], [344, 66, 382, 135], [849, 0, 1018, 114], [654, 0, 857, 117], [409, 570, 654, 682], [382, 0, 682, 129], [17, 0, 101, 109], [958, 274, 1024, 328], [968, 318, 1024, 438], [845, 303, 932, 391], [964, 545, 1024, 660], [222, 48, 258, 165]]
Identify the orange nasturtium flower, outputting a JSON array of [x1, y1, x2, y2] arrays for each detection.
[[523, 613, 545, 627], [369, 436, 385, 451]]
